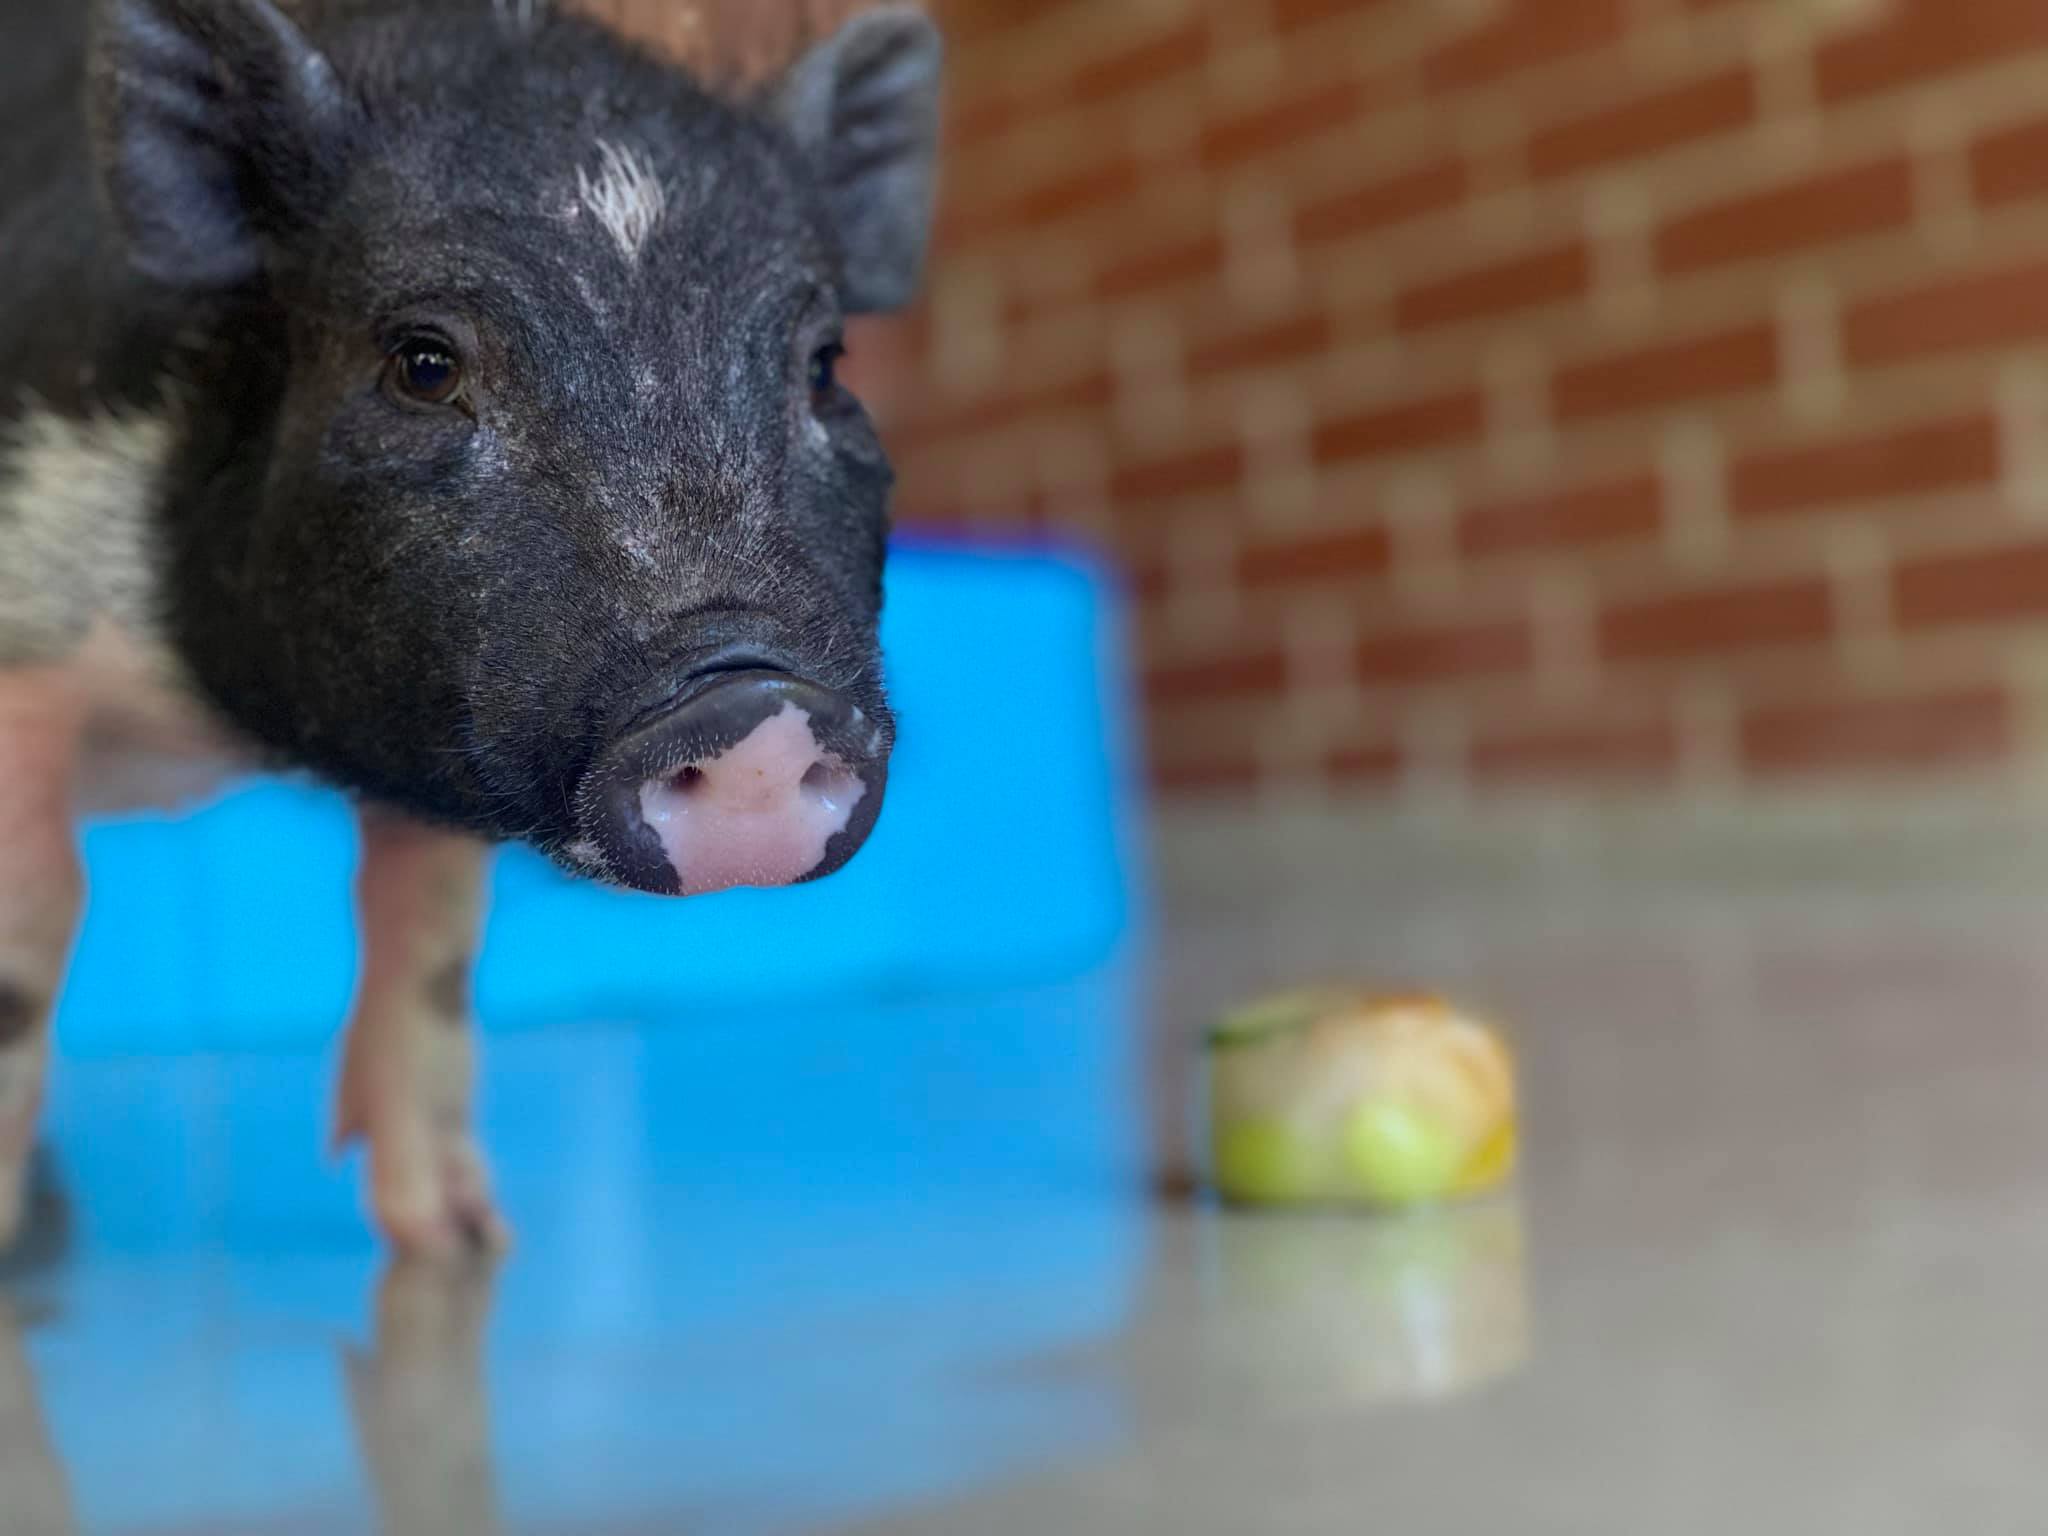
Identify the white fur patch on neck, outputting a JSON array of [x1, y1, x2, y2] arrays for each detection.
[[577, 141, 668, 265], [0, 402, 247, 804], [0, 404, 176, 666]]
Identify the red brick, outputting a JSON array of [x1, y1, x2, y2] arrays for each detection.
[[950, 93, 1019, 149], [1073, 19, 1209, 105], [999, 156, 1146, 231], [1239, 524, 1394, 591], [1297, 156, 1469, 247], [1154, 748, 1263, 793], [1843, 259, 2048, 368], [942, 0, 1077, 46], [1599, 576, 1833, 662], [1553, 322, 1777, 423], [1471, 718, 1678, 783], [1458, 474, 1663, 559], [1001, 287, 1063, 330], [1326, 740, 1404, 784], [1034, 370, 1118, 418], [1189, 313, 1333, 376], [1396, 242, 1591, 333], [1654, 157, 1913, 277], [893, 370, 1113, 451], [1112, 443, 1245, 504], [1275, 0, 1397, 32], [841, 314, 917, 412], [1358, 617, 1532, 684], [1201, 77, 1367, 170], [1124, 547, 1170, 605], [1313, 389, 1487, 465], [1146, 650, 1287, 705], [1970, 113, 2048, 209], [1529, 68, 1756, 181], [1730, 414, 2000, 522], [1096, 231, 1225, 301], [1816, 0, 2048, 106], [1424, 0, 1627, 96], [1741, 687, 2013, 774], [933, 195, 984, 251], [1894, 538, 2048, 630]]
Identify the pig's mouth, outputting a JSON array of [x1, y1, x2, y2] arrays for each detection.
[[569, 665, 890, 897]]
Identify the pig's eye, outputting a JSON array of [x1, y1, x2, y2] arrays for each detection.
[[386, 338, 465, 407], [808, 342, 845, 409]]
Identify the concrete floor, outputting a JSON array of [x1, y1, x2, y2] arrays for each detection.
[[9, 803, 2048, 1532]]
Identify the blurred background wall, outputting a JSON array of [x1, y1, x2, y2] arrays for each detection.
[[601, 0, 2048, 809]]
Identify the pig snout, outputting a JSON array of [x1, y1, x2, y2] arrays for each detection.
[[578, 661, 889, 898]]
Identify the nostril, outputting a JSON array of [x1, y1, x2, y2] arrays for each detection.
[[673, 765, 707, 794], [799, 758, 862, 814]]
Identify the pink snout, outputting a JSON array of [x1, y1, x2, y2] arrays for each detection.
[[580, 671, 890, 897]]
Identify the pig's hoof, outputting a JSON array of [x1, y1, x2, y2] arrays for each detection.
[[368, 1136, 511, 1261], [378, 1198, 508, 1261]]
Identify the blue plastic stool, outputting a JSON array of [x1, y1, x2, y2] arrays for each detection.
[[58, 541, 1147, 1056]]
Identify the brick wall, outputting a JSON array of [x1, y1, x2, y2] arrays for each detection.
[[583, 0, 863, 85], [831, 0, 2048, 802]]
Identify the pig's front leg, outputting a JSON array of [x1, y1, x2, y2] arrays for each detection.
[[0, 673, 83, 1250], [335, 810, 507, 1257]]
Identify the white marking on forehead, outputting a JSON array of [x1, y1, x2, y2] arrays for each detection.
[[616, 524, 668, 572], [576, 141, 668, 266], [491, 0, 546, 32]]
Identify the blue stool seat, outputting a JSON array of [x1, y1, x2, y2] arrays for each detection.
[[57, 542, 1146, 1056]]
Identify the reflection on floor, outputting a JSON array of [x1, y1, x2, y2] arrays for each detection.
[[15, 822, 2048, 1531], [17, 967, 1145, 1534]]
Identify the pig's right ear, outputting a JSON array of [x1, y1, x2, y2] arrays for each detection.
[[88, 0, 359, 288], [774, 6, 944, 314]]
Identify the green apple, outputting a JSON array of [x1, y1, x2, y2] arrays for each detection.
[[1212, 1117, 1326, 1203], [1342, 1098, 1465, 1207]]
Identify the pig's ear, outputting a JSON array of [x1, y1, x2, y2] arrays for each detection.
[[774, 6, 943, 314], [88, 0, 359, 288]]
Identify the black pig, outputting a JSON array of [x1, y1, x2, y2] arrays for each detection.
[[0, 0, 940, 1253]]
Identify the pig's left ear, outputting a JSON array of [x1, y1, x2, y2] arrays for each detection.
[[774, 6, 943, 314], [88, 0, 360, 288]]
